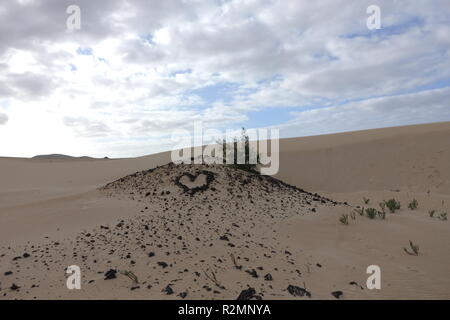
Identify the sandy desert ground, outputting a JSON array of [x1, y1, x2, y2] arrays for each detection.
[[0, 122, 449, 300]]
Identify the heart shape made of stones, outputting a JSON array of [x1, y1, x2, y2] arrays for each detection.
[[174, 170, 215, 195]]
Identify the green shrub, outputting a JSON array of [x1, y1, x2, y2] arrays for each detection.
[[219, 128, 260, 174], [365, 208, 378, 219], [408, 199, 418, 210], [438, 212, 447, 221], [384, 199, 401, 213], [339, 214, 349, 225]]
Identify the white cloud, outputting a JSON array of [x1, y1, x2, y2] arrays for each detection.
[[0, 0, 449, 157], [0, 113, 8, 125], [278, 87, 450, 137]]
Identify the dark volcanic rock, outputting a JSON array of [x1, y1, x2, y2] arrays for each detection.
[[245, 269, 259, 278], [331, 291, 343, 299], [287, 285, 311, 298], [163, 285, 174, 295], [104, 269, 117, 280], [10, 283, 20, 291], [236, 287, 262, 300]]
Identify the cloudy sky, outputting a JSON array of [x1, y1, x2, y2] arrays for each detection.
[[0, 0, 449, 158]]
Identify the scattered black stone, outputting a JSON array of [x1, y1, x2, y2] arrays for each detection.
[[148, 252, 155, 257], [264, 273, 273, 281], [316, 263, 322, 268], [287, 285, 311, 298], [157, 261, 168, 268], [104, 269, 117, 280], [163, 285, 174, 295], [236, 287, 262, 300], [219, 235, 229, 241], [4, 271, 13, 276], [10, 283, 20, 291], [245, 269, 259, 278], [174, 170, 215, 196], [331, 291, 343, 299], [23, 253, 30, 258], [179, 292, 188, 299]]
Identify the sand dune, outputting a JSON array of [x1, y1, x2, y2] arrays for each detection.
[[0, 122, 449, 299]]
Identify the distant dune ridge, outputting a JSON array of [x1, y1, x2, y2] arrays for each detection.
[[32, 154, 105, 160], [0, 122, 449, 299], [32, 154, 84, 159]]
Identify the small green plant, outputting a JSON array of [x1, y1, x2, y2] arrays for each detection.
[[363, 197, 370, 204], [365, 208, 378, 219], [350, 210, 356, 220], [379, 202, 386, 214], [377, 210, 386, 220], [428, 210, 447, 221], [219, 128, 261, 174], [403, 240, 420, 256], [384, 199, 401, 213], [355, 207, 365, 216], [408, 199, 418, 210], [438, 212, 447, 221], [339, 214, 349, 225]]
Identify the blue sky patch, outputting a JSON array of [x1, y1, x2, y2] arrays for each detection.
[[76, 47, 93, 55]]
